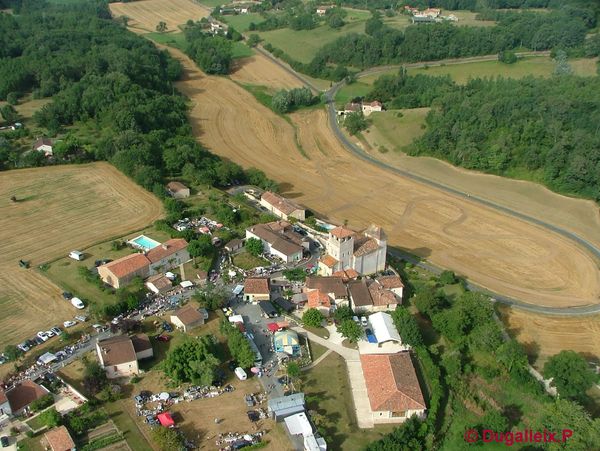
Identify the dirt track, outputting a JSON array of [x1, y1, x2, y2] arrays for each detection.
[[0, 163, 162, 347], [166, 47, 600, 309]]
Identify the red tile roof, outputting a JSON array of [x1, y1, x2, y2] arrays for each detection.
[[306, 276, 347, 298], [131, 334, 152, 353], [330, 226, 354, 239], [360, 353, 426, 413], [146, 238, 188, 263], [307, 290, 331, 309], [368, 280, 398, 307], [101, 253, 150, 278], [261, 191, 304, 216], [44, 426, 75, 451], [6, 380, 48, 412], [353, 238, 379, 257], [320, 254, 338, 268], [244, 278, 270, 294], [246, 222, 303, 257], [376, 275, 404, 289], [332, 268, 359, 281]]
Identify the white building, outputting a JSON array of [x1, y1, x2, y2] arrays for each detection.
[[318, 224, 387, 276], [260, 191, 306, 221], [362, 101, 383, 116], [245, 221, 305, 263]]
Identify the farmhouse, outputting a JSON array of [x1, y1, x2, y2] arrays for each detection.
[[260, 191, 306, 221], [42, 426, 76, 451], [360, 352, 426, 424], [319, 224, 387, 276], [96, 334, 153, 379], [146, 238, 190, 274], [33, 137, 53, 156], [4, 380, 50, 416], [316, 6, 330, 15], [245, 221, 305, 263], [98, 253, 150, 289], [166, 181, 190, 199], [362, 100, 383, 116], [170, 304, 205, 332], [244, 277, 270, 302], [376, 275, 404, 300]]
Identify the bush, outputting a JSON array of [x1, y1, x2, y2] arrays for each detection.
[[38, 408, 62, 428], [302, 308, 324, 328], [29, 394, 54, 412]]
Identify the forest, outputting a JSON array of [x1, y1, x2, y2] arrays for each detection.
[[401, 74, 600, 200], [0, 0, 276, 193]]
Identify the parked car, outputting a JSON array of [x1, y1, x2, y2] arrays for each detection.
[[26, 339, 38, 348], [17, 343, 30, 353], [63, 320, 76, 328], [234, 367, 247, 381], [62, 291, 73, 300], [360, 316, 368, 327], [1, 436, 9, 447], [45, 330, 56, 338], [36, 331, 49, 342], [50, 326, 62, 336], [71, 297, 85, 309], [156, 334, 170, 342], [162, 322, 173, 332], [92, 324, 105, 332], [352, 316, 360, 324], [245, 395, 255, 407], [75, 315, 88, 322]]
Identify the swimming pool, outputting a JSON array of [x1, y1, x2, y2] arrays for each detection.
[[315, 219, 335, 231], [129, 235, 161, 251]]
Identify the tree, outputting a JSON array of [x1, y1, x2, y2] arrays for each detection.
[[0, 105, 18, 124], [38, 408, 62, 428], [151, 426, 185, 451], [163, 337, 219, 385], [245, 237, 263, 257], [413, 287, 447, 317], [391, 307, 423, 347], [553, 49, 572, 75], [247, 34, 261, 47], [538, 399, 600, 450], [282, 267, 306, 282], [272, 90, 291, 114], [333, 305, 353, 324], [156, 21, 167, 32], [194, 284, 227, 311], [496, 339, 528, 374], [302, 308, 324, 328], [4, 345, 22, 361], [6, 92, 19, 105], [338, 319, 362, 343], [220, 321, 255, 368], [543, 350, 595, 401], [344, 112, 368, 135], [438, 270, 457, 285], [83, 360, 108, 396], [188, 235, 214, 259], [498, 50, 517, 64]]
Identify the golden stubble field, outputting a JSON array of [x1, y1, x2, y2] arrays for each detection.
[[109, 0, 209, 32], [0, 163, 162, 347], [165, 47, 600, 311]]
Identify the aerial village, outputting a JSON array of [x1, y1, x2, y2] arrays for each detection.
[[0, 179, 425, 451]]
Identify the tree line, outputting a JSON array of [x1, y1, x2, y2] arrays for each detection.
[[408, 74, 600, 201], [263, 5, 595, 80], [0, 0, 278, 196]]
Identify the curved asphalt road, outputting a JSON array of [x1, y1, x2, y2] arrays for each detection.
[[253, 47, 600, 315]]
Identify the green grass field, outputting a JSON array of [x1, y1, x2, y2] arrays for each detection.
[[198, 0, 224, 7], [232, 249, 269, 270], [255, 8, 370, 64], [231, 41, 254, 58], [302, 353, 396, 450], [223, 12, 263, 32], [364, 108, 430, 152], [143, 31, 187, 50]]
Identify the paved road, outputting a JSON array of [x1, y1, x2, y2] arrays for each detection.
[[247, 48, 600, 315]]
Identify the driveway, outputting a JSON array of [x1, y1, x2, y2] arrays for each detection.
[[291, 327, 374, 428]]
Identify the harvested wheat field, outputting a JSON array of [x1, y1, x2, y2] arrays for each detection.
[[166, 46, 600, 310], [0, 163, 162, 347], [109, 0, 209, 33], [498, 306, 600, 368], [229, 55, 305, 90]]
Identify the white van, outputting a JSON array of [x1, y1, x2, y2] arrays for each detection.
[[234, 367, 247, 381], [71, 297, 85, 309], [69, 250, 84, 261]]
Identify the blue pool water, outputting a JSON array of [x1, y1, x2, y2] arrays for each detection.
[[129, 235, 160, 251]]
